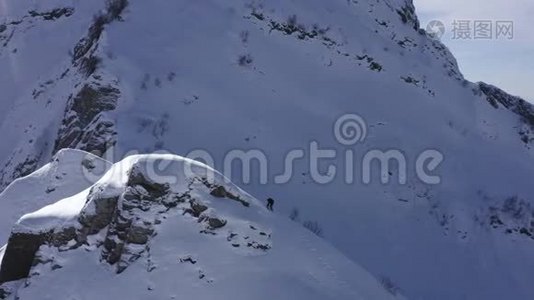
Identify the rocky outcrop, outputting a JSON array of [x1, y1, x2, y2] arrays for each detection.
[[0, 6, 75, 49], [71, 0, 128, 77], [0, 153, 43, 193], [0, 233, 45, 284], [477, 194, 534, 240], [53, 83, 120, 156], [479, 82, 534, 145], [480, 82, 534, 125], [396, 0, 420, 31], [0, 159, 269, 285], [51, 0, 129, 158], [0, 1, 128, 191], [28, 8, 74, 21], [202, 178, 250, 207], [0, 227, 76, 284]]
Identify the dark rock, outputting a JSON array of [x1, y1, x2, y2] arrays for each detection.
[[72, 0, 128, 63], [78, 195, 119, 236], [71, 85, 118, 126], [204, 217, 227, 230], [29, 7, 74, 21], [200, 230, 217, 236], [50, 227, 77, 248], [396, 1, 420, 31], [0, 286, 10, 299], [103, 239, 124, 265], [519, 228, 532, 237], [479, 83, 534, 145], [179, 256, 197, 264], [210, 186, 228, 198], [53, 84, 120, 156], [247, 242, 271, 251], [369, 62, 383, 72], [161, 194, 186, 208], [127, 225, 154, 245], [81, 158, 96, 170], [0, 224, 82, 284], [227, 233, 238, 241], [0, 155, 41, 191], [127, 168, 169, 199], [208, 184, 249, 207], [0, 233, 47, 284], [186, 200, 208, 217]]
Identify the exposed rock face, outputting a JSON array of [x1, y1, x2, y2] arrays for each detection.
[[53, 83, 120, 156], [396, 0, 420, 31], [479, 82, 534, 145], [480, 82, 534, 125], [0, 227, 77, 284], [0, 233, 45, 283], [50, 0, 129, 159], [28, 8, 74, 21], [0, 0, 129, 192], [0, 159, 268, 285], [126, 168, 170, 199], [0, 6, 75, 49], [0, 284, 11, 299], [204, 180, 250, 207], [78, 195, 119, 237], [71, 0, 128, 76], [0, 155, 42, 192], [477, 194, 534, 240]]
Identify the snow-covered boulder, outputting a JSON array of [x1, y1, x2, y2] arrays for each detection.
[[0, 149, 111, 246]]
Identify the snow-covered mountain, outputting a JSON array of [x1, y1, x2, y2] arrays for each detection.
[[0, 153, 398, 300], [1, 0, 534, 298]]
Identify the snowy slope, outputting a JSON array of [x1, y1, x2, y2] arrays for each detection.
[[0, 0, 110, 190], [0, 154, 399, 300], [1, 0, 534, 299], [0, 149, 111, 246]]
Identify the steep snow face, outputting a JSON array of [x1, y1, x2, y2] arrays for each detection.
[[0, 0, 109, 190], [0, 149, 111, 245], [1, 0, 534, 299], [0, 0, 462, 191], [0, 154, 399, 300]]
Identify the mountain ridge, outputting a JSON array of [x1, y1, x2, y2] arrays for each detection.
[[0, 151, 399, 300], [1, 0, 534, 298]]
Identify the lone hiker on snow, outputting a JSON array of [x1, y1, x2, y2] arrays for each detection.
[[266, 198, 275, 211]]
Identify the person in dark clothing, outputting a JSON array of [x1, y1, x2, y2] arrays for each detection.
[[266, 198, 275, 211]]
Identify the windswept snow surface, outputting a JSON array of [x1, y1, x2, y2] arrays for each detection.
[[1, 0, 534, 299], [3, 154, 400, 300]]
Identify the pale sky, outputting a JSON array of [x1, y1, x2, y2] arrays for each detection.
[[413, 0, 534, 102]]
